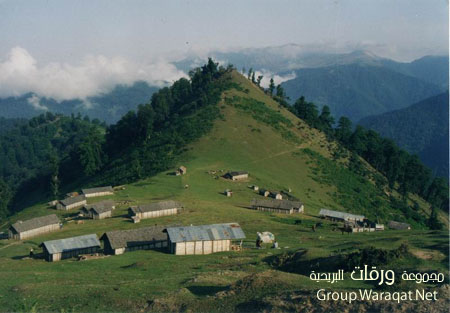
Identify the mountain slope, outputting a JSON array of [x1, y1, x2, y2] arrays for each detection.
[[0, 69, 446, 313], [0, 81, 158, 124], [281, 63, 444, 121], [360, 92, 449, 177]]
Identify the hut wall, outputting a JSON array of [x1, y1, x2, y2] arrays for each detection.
[[15, 223, 60, 240], [93, 211, 111, 220], [141, 208, 178, 219], [84, 191, 114, 198], [58, 200, 86, 211], [46, 246, 99, 262], [255, 207, 292, 214], [203, 240, 212, 254], [232, 174, 248, 181]]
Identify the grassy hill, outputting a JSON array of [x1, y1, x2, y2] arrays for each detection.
[[0, 71, 447, 312]]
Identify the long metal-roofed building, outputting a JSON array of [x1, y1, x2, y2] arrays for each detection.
[[251, 199, 304, 214], [56, 195, 87, 211], [82, 186, 114, 198], [100, 226, 168, 255], [40, 234, 101, 262], [128, 200, 182, 221], [9, 214, 61, 240], [319, 208, 365, 223], [166, 223, 246, 255]]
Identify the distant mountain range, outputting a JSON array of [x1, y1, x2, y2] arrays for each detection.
[[0, 46, 447, 126], [0, 81, 158, 124], [281, 62, 444, 121], [360, 92, 449, 178]]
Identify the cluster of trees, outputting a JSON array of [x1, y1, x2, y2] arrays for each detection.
[[288, 95, 448, 228], [0, 60, 234, 218], [98, 59, 234, 183], [242, 68, 290, 106], [0, 112, 105, 216]]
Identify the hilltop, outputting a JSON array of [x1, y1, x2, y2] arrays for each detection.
[[0, 65, 447, 312]]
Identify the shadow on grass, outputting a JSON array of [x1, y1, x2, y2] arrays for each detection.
[[186, 285, 228, 296]]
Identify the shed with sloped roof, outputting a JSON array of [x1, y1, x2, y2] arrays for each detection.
[[128, 200, 182, 220], [56, 195, 87, 211], [251, 199, 304, 214], [100, 226, 167, 255], [40, 234, 101, 262], [9, 214, 61, 240], [166, 223, 245, 255]]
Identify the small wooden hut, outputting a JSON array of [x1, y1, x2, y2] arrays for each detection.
[[56, 195, 87, 211]]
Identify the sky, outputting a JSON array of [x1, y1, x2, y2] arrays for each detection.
[[0, 0, 448, 101]]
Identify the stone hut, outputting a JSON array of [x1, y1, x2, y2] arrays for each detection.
[[166, 223, 245, 255], [100, 226, 168, 255], [9, 214, 61, 240]]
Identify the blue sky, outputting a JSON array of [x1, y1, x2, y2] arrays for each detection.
[[0, 0, 447, 100], [1, 0, 447, 62]]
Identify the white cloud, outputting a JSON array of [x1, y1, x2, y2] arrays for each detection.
[[253, 70, 297, 88], [0, 47, 187, 102], [27, 94, 48, 111]]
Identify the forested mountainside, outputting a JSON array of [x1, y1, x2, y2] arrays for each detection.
[[360, 92, 449, 177], [281, 63, 444, 121], [0, 81, 158, 124], [0, 61, 447, 232]]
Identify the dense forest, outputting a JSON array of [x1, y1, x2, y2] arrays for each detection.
[[0, 60, 234, 219], [359, 92, 449, 177]]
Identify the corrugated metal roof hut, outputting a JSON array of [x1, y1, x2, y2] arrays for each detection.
[[56, 195, 87, 211], [251, 199, 304, 214], [388, 221, 411, 230], [82, 186, 114, 198], [9, 214, 61, 240], [128, 200, 182, 220], [166, 223, 246, 255], [259, 189, 270, 197], [40, 234, 100, 262], [319, 209, 365, 223], [100, 226, 168, 255], [81, 200, 115, 220], [225, 171, 249, 181]]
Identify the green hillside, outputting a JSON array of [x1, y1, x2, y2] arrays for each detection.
[[0, 70, 447, 312]]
